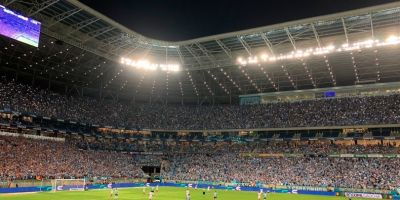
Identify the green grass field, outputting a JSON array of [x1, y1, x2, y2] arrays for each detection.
[[0, 187, 367, 200]]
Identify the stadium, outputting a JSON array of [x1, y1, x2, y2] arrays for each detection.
[[1, 0, 400, 199]]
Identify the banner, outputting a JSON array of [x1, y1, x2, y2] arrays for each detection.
[[345, 192, 382, 199], [384, 154, 398, 158], [298, 190, 336, 196], [368, 154, 384, 158], [240, 153, 290, 157], [243, 153, 400, 158], [284, 154, 303, 157], [259, 153, 284, 157], [354, 154, 368, 158], [0, 131, 65, 142], [329, 153, 400, 158]]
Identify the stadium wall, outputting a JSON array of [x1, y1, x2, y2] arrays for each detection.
[[0, 186, 50, 193], [0, 182, 336, 196]]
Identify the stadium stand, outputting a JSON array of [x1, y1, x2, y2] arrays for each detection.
[[1, 134, 400, 190], [0, 135, 145, 180], [2, 0, 400, 197], [2, 79, 400, 130]]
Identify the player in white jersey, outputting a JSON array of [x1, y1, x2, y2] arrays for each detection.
[[149, 191, 154, 200], [258, 191, 262, 200], [213, 191, 218, 200], [186, 189, 191, 200], [156, 185, 159, 192]]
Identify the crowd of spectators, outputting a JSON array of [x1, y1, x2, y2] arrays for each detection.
[[72, 138, 400, 155], [71, 138, 400, 190], [163, 154, 400, 190], [1, 134, 400, 190], [2, 78, 400, 190], [132, 96, 400, 129], [2, 78, 400, 130], [0, 136, 144, 180], [0, 79, 131, 127]]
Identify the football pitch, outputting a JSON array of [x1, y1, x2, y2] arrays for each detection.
[[0, 187, 367, 200]]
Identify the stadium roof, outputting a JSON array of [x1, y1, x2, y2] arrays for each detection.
[[1, 0, 400, 103]]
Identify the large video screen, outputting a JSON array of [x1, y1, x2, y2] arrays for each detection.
[[0, 4, 41, 47]]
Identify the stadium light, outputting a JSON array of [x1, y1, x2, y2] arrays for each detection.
[[237, 35, 400, 66], [120, 57, 180, 72], [385, 35, 400, 44], [160, 64, 180, 72]]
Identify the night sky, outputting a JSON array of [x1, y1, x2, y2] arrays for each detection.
[[79, 0, 398, 41]]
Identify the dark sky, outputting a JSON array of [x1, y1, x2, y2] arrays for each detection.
[[79, 0, 398, 41]]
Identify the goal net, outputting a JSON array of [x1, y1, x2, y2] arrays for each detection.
[[52, 179, 86, 191]]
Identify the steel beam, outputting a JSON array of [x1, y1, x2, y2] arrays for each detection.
[[342, 18, 360, 83], [237, 36, 252, 56], [68, 18, 100, 34], [341, 18, 349, 43], [83, 26, 115, 43], [369, 13, 374, 38], [28, 0, 59, 17], [215, 40, 232, 58], [310, 23, 321, 47], [260, 33, 275, 55], [47, 8, 81, 28], [40, 26, 115, 61], [285, 27, 297, 50], [311, 23, 336, 86], [195, 43, 216, 65], [183, 45, 203, 66], [176, 47, 186, 64], [4, 0, 18, 6]]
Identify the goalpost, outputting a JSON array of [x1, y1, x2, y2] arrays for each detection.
[[52, 179, 86, 191]]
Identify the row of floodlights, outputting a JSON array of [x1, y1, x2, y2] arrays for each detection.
[[237, 35, 400, 66], [120, 57, 180, 72], [121, 35, 400, 70]]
